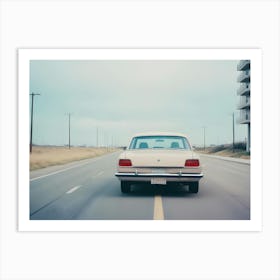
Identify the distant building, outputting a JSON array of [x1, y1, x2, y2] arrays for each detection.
[[237, 60, 250, 152]]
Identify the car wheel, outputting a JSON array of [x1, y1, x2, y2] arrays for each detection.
[[189, 182, 199, 193], [121, 181, 131, 193]]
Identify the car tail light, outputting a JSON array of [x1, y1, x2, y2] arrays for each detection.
[[185, 159, 200, 167], [119, 159, 132, 166]]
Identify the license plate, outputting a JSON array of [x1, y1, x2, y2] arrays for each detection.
[[152, 169, 165, 174], [151, 178, 166, 185]]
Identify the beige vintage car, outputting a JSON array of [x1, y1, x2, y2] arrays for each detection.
[[115, 132, 203, 193]]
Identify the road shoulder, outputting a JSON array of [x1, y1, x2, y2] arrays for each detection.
[[198, 153, 250, 165], [30, 151, 121, 180]]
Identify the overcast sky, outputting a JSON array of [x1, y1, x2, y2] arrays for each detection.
[[30, 60, 247, 147]]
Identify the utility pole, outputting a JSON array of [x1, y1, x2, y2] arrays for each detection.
[[232, 112, 235, 153], [96, 127, 99, 148], [67, 113, 71, 149], [203, 126, 206, 151], [30, 92, 40, 153], [104, 133, 108, 150]]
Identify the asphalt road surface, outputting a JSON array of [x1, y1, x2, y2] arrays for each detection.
[[30, 151, 250, 220]]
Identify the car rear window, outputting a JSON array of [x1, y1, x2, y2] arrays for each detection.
[[129, 136, 191, 150]]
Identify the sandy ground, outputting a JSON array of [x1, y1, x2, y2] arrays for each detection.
[[30, 146, 119, 170]]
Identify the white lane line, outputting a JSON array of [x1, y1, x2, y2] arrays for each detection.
[[97, 171, 104, 176], [30, 161, 95, 182], [91, 171, 104, 179], [66, 185, 82, 194], [30, 151, 119, 181], [153, 195, 164, 220]]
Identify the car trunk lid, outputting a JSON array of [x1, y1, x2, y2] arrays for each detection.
[[124, 149, 195, 167]]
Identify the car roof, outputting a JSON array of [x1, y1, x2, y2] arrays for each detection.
[[131, 132, 188, 138]]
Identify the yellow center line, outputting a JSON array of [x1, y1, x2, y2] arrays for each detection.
[[153, 195, 164, 220]]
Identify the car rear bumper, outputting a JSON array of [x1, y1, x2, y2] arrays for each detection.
[[115, 172, 203, 182]]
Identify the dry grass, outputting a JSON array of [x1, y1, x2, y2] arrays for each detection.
[[198, 148, 250, 159], [213, 150, 250, 159], [30, 146, 119, 171]]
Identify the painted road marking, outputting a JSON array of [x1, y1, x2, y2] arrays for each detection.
[[30, 151, 119, 181], [66, 185, 82, 194], [153, 195, 164, 220], [31, 185, 83, 216], [91, 171, 104, 179], [30, 161, 96, 181]]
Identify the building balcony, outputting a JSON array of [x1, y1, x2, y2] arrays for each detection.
[[237, 83, 250, 96], [237, 71, 250, 83], [237, 60, 250, 71], [237, 97, 250, 109], [237, 110, 250, 124]]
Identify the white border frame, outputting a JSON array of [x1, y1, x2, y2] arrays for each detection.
[[18, 48, 262, 232]]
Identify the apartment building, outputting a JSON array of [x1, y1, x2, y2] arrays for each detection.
[[237, 60, 250, 152]]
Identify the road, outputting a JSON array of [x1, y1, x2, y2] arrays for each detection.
[[30, 151, 250, 220]]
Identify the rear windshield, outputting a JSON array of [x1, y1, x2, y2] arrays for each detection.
[[129, 136, 191, 150]]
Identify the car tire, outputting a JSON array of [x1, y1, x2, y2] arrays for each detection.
[[121, 181, 131, 193], [189, 182, 199, 193]]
